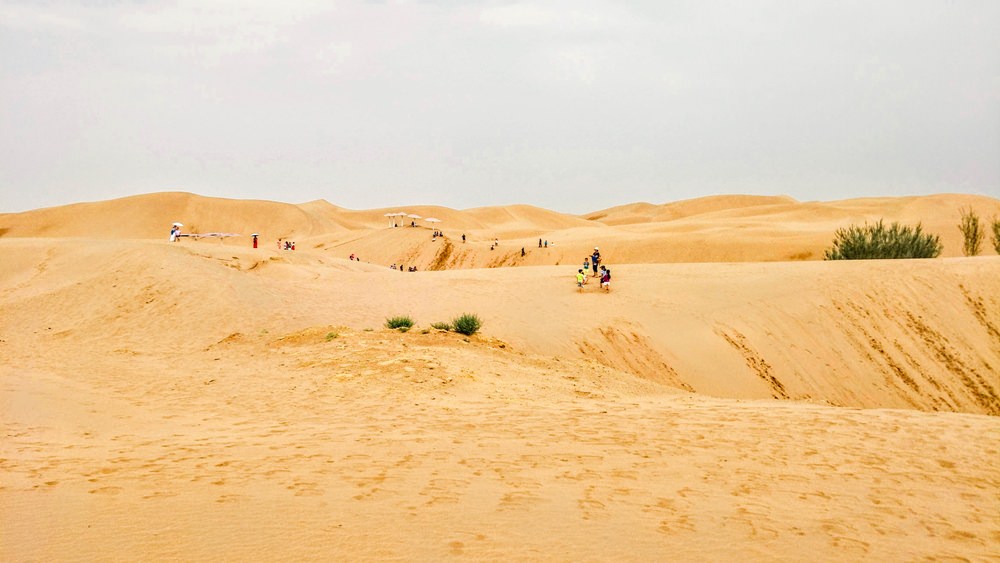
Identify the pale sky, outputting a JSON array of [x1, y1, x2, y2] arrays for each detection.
[[1, 0, 998, 214]]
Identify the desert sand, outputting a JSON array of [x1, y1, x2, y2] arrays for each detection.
[[1, 192, 999, 561]]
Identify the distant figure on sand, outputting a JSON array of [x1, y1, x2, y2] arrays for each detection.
[[591, 247, 601, 275], [462, 234, 466, 243], [576, 269, 587, 292], [539, 238, 542, 248], [252, 234, 258, 248], [600, 265, 611, 292], [521, 247, 526, 257], [169, 225, 178, 242], [583, 257, 589, 271]]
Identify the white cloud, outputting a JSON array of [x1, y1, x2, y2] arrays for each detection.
[[314, 41, 354, 74], [0, 4, 90, 32], [478, 1, 633, 33], [550, 46, 599, 84], [479, 3, 555, 27]]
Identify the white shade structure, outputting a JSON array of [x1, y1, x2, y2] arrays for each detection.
[[172, 222, 184, 227], [385, 212, 407, 226], [425, 217, 441, 223], [407, 214, 422, 219]]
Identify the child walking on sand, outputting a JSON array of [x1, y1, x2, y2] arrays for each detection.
[[576, 269, 588, 292]]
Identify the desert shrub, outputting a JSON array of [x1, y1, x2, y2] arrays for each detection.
[[452, 313, 482, 336], [992, 217, 1000, 255], [325, 331, 338, 341], [430, 322, 452, 331], [824, 219, 942, 260], [958, 207, 984, 256], [385, 315, 415, 330]]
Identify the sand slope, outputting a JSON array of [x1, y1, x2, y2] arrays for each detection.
[[2, 193, 999, 560], [1, 238, 997, 414]]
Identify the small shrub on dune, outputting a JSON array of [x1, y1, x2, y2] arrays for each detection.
[[824, 219, 942, 260], [385, 316, 415, 330], [991, 217, 1000, 255], [452, 313, 482, 336], [431, 322, 452, 331], [958, 207, 984, 257]]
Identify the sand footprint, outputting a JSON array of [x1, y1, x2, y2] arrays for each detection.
[[287, 480, 323, 496], [89, 486, 123, 495], [498, 490, 544, 511], [419, 478, 468, 506]]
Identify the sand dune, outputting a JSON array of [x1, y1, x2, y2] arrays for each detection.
[[1, 193, 999, 560], [4, 192, 998, 268], [583, 194, 798, 225]]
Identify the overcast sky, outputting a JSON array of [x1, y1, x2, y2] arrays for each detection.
[[1, 0, 998, 214]]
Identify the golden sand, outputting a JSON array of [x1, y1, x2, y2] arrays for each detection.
[[2, 193, 998, 560]]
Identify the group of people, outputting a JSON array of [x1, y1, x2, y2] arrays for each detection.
[[576, 246, 611, 292], [230, 228, 612, 291]]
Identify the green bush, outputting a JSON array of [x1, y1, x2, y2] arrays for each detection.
[[325, 332, 338, 341], [958, 207, 984, 256], [452, 313, 482, 336], [385, 315, 415, 330], [431, 322, 452, 331], [824, 219, 942, 260], [991, 217, 1000, 255]]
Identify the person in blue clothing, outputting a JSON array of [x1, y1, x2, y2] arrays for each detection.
[[591, 247, 601, 275]]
